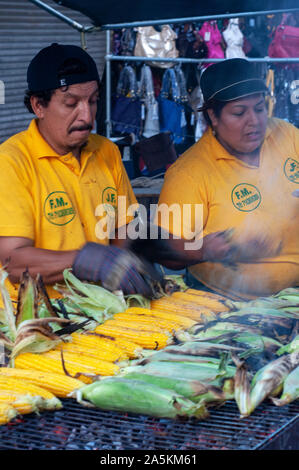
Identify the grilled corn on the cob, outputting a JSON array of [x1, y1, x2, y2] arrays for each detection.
[[0, 376, 61, 410], [0, 367, 84, 398], [124, 307, 197, 329], [14, 351, 120, 383], [150, 298, 215, 320], [94, 324, 171, 350], [0, 403, 18, 425]]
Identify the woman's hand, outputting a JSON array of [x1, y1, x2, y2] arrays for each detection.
[[201, 231, 236, 262]]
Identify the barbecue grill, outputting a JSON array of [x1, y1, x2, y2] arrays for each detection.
[[0, 399, 298, 450]]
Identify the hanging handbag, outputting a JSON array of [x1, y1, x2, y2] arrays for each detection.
[[268, 14, 299, 60], [138, 65, 160, 138], [157, 68, 187, 144], [198, 21, 225, 60], [134, 25, 179, 69], [265, 68, 275, 117], [223, 18, 246, 59], [133, 131, 177, 176], [111, 65, 142, 136]]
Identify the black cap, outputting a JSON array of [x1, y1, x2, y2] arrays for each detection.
[[200, 58, 268, 103], [27, 43, 100, 92]]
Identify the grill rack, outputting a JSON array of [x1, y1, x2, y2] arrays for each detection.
[[0, 399, 298, 450]]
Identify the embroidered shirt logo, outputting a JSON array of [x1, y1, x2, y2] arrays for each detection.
[[44, 191, 76, 225], [231, 183, 261, 212], [283, 158, 299, 184], [102, 186, 118, 216], [60, 78, 67, 86]]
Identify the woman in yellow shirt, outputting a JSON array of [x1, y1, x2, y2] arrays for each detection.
[[134, 58, 299, 300]]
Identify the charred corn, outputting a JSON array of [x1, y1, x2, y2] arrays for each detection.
[[53, 341, 127, 363], [0, 367, 84, 398], [185, 288, 227, 301], [112, 312, 183, 333], [70, 332, 133, 359], [124, 307, 197, 329], [150, 299, 215, 320], [101, 318, 171, 335], [169, 292, 229, 313], [14, 351, 120, 384], [94, 324, 171, 350], [0, 403, 18, 425], [82, 332, 143, 359], [0, 376, 61, 410]]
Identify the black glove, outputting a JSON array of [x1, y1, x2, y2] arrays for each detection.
[[73, 242, 162, 297]]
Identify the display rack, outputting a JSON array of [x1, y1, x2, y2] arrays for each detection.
[[28, 1, 299, 138]]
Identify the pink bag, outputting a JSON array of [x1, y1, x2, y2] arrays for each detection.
[[268, 14, 299, 59], [198, 21, 225, 61]]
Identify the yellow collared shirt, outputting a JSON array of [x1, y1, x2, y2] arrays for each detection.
[[156, 118, 299, 300], [0, 119, 137, 301]]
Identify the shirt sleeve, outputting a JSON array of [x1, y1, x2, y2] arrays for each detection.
[[0, 150, 35, 239]]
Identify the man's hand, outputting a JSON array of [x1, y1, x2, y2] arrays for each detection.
[[73, 242, 162, 297]]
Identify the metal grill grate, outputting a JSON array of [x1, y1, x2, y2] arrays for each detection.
[[0, 399, 298, 450]]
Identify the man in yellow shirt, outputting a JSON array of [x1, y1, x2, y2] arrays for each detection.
[[0, 43, 159, 303], [135, 59, 299, 300]]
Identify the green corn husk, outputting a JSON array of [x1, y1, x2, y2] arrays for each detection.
[[15, 270, 38, 327], [74, 377, 209, 419], [276, 336, 299, 356], [151, 341, 244, 357], [233, 333, 283, 350], [233, 357, 252, 417], [138, 350, 225, 366], [55, 269, 127, 316], [249, 351, 299, 415], [186, 322, 263, 340], [0, 269, 17, 341], [121, 360, 236, 382], [121, 372, 234, 404], [271, 366, 299, 406], [224, 297, 299, 314], [219, 307, 298, 320]]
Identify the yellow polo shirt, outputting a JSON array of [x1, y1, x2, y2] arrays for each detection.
[[157, 118, 299, 300], [0, 119, 137, 302]]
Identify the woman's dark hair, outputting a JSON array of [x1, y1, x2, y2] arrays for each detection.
[[202, 99, 227, 127], [24, 57, 92, 114]]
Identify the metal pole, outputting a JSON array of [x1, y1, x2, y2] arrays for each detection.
[[28, 0, 98, 33], [107, 55, 299, 64], [101, 7, 299, 29], [105, 30, 112, 138]]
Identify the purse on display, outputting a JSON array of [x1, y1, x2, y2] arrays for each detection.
[[223, 18, 246, 59], [138, 64, 160, 138], [111, 65, 142, 136], [157, 67, 187, 144], [268, 13, 299, 59], [133, 131, 177, 176], [198, 20, 225, 60], [134, 25, 179, 68]]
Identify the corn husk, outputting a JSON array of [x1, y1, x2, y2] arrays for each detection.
[[75, 377, 209, 419]]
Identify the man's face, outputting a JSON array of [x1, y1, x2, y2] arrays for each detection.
[[33, 80, 99, 157]]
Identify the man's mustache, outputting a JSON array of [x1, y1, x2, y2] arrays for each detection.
[[69, 124, 92, 133]]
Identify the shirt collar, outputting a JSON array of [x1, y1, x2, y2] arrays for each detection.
[[28, 118, 98, 159]]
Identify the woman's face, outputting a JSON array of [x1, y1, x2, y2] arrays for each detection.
[[208, 94, 268, 156]]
